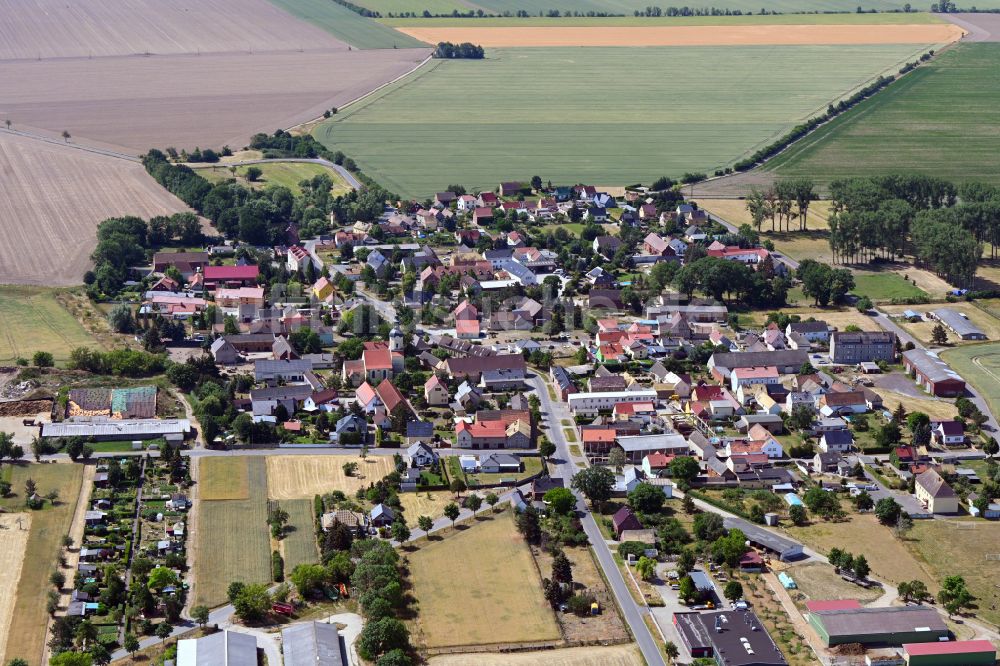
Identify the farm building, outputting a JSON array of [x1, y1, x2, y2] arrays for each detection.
[[282, 621, 346, 666], [901, 349, 966, 397], [177, 630, 257, 666], [932, 308, 987, 340], [567, 389, 658, 416], [903, 639, 996, 665], [673, 610, 787, 665], [42, 418, 191, 442], [68, 386, 157, 419], [807, 606, 948, 647], [723, 516, 803, 561]]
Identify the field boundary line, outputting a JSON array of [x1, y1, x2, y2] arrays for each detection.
[[0, 128, 139, 162]]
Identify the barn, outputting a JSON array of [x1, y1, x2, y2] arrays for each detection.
[[901, 349, 966, 397]]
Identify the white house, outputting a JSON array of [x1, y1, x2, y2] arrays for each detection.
[[730, 366, 779, 391], [819, 429, 854, 453], [567, 389, 658, 416]]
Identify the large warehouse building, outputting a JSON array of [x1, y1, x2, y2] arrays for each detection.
[[807, 606, 948, 647], [901, 349, 966, 397], [903, 639, 996, 666], [674, 610, 787, 666]]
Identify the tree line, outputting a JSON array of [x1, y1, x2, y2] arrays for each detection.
[[827, 174, 987, 287], [745, 179, 817, 232], [432, 42, 485, 59]]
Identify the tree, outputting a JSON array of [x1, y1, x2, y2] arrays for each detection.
[[516, 505, 541, 544], [357, 617, 409, 661], [376, 650, 412, 666], [538, 438, 556, 461], [668, 456, 700, 488], [789, 504, 807, 526], [571, 466, 614, 506], [984, 437, 999, 457], [636, 556, 656, 581], [244, 166, 262, 182], [904, 579, 928, 603], [607, 447, 627, 473], [123, 633, 140, 657], [449, 478, 466, 498], [678, 575, 697, 603], [232, 583, 272, 623], [147, 566, 178, 591], [50, 570, 66, 589], [723, 580, 744, 602], [874, 497, 903, 526], [552, 551, 573, 585], [854, 491, 874, 512], [544, 487, 576, 515], [107, 303, 135, 333], [191, 605, 210, 628], [664, 641, 680, 662], [443, 502, 460, 527], [894, 512, 914, 538], [417, 515, 433, 533], [155, 622, 172, 643], [682, 495, 695, 514], [32, 351, 54, 367], [693, 512, 725, 541], [464, 493, 482, 513], [938, 575, 973, 616], [484, 492, 499, 512], [629, 483, 666, 514], [89, 645, 111, 666], [931, 323, 948, 345], [803, 487, 839, 518], [852, 555, 870, 580]]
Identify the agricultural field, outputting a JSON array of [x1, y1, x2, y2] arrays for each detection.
[[0, 0, 348, 60], [193, 458, 272, 607], [408, 514, 561, 648], [767, 43, 1000, 184], [193, 161, 352, 197], [906, 519, 1000, 627], [398, 490, 455, 524], [942, 342, 1000, 421], [265, 454, 395, 499], [429, 645, 643, 666], [782, 513, 933, 589], [0, 463, 84, 666], [0, 133, 189, 286], [265, 0, 428, 48], [280, 498, 320, 571], [199, 457, 250, 500], [355, 0, 470, 15], [1, 49, 429, 154], [0, 286, 100, 364], [464, 0, 955, 15], [0, 513, 30, 666], [315, 44, 932, 198], [382, 13, 946, 26], [394, 23, 960, 47]]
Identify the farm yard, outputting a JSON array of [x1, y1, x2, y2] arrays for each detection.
[[407, 513, 561, 649], [315, 44, 937, 198], [0, 463, 84, 666], [0, 132, 190, 286], [265, 454, 395, 500], [942, 342, 1000, 421], [265, 0, 428, 48], [192, 457, 272, 607], [428, 644, 643, 666], [394, 23, 961, 47], [767, 43, 1000, 184], [193, 161, 352, 197], [0, 513, 30, 666], [882, 302, 1000, 344], [0, 286, 100, 364]]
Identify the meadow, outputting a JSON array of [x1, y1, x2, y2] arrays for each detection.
[[194, 162, 352, 197], [193, 458, 272, 607], [0, 287, 100, 364], [381, 13, 945, 26], [942, 342, 1000, 421], [281, 499, 320, 571], [198, 456, 250, 500], [0, 463, 84, 666], [315, 44, 931, 197], [767, 43, 1000, 184], [265, 0, 428, 48], [407, 514, 561, 648]]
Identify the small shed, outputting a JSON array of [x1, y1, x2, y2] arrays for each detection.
[[778, 572, 797, 589]]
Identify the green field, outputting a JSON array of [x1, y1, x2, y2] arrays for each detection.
[[381, 12, 943, 25], [193, 458, 272, 608], [464, 0, 943, 15], [194, 162, 352, 197], [265, 0, 428, 48], [281, 499, 320, 571], [0, 287, 99, 365], [767, 43, 1000, 184], [315, 44, 935, 197], [851, 272, 928, 302], [941, 342, 1000, 423], [357, 0, 469, 15], [0, 463, 84, 666]]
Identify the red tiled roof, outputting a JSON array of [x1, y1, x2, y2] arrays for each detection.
[[644, 452, 673, 468], [356, 382, 378, 406], [456, 319, 480, 336], [582, 429, 617, 443], [364, 348, 393, 371], [457, 420, 506, 438], [376, 379, 406, 413], [204, 265, 259, 280], [903, 640, 995, 656]]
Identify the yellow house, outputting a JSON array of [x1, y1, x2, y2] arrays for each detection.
[[915, 469, 959, 514], [313, 277, 334, 302]]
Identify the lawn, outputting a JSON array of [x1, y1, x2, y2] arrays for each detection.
[[407, 513, 560, 648], [906, 519, 1000, 627], [768, 43, 1000, 185], [0, 286, 100, 365], [193, 162, 352, 197], [264, 0, 428, 48], [850, 272, 928, 302], [444, 455, 544, 487], [281, 499, 320, 571], [782, 513, 932, 589], [942, 342, 1000, 421], [382, 13, 945, 26], [0, 463, 84, 666], [788, 561, 882, 606], [193, 458, 272, 608], [315, 44, 933, 197], [199, 457, 249, 500]]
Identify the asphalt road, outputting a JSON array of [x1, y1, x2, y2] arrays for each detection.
[[527, 373, 667, 666]]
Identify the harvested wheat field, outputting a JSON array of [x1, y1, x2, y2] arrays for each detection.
[[398, 490, 455, 524], [429, 644, 643, 666], [199, 457, 250, 500], [0, 132, 189, 286], [0, 0, 347, 61], [396, 24, 962, 47], [0, 48, 428, 153], [266, 454, 394, 500], [0, 513, 30, 665]]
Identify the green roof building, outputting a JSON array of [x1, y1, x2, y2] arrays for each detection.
[[903, 639, 996, 666], [807, 606, 948, 647]]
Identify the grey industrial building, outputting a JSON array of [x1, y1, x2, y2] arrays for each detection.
[[177, 630, 258, 666], [723, 517, 804, 561], [932, 308, 987, 340], [41, 418, 191, 443], [282, 622, 347, 666], [807, 606, 948, 647], [674, 610, 788, 665]]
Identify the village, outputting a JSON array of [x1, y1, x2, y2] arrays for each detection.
[[4, 177, 1000, 666]]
